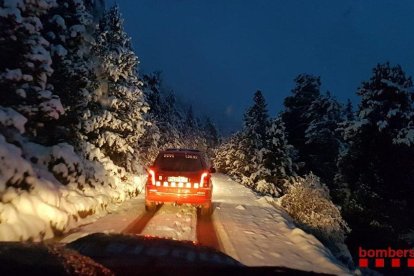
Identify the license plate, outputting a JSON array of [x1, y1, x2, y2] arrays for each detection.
[[167, 176, 188, 182]]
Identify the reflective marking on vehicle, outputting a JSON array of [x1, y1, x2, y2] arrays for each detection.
[[164, 154, 174, 158]]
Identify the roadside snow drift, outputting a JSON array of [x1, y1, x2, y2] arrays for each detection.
[[211, 174, 350, 275], [0, 119, 146, 241]]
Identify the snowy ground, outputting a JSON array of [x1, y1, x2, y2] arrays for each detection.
[[59, 197, 146, 243], [211, 174, 350, 275], [57, 173, 350, 275], [141, 205, 197, 241]]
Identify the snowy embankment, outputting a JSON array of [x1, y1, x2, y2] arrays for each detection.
[[211, 174, 350, 275], [0, 107, 147, 242]]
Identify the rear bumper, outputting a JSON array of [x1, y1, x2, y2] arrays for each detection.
[[145, 185, 212, 206]]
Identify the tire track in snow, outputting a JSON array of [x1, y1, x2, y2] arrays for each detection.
[[137, 204, 197, 241], [122, 202, 222, 254], [123, 205, 160, 234], [196, 209, 221, 251]]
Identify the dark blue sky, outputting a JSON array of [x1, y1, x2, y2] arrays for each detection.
[[112, 0, 414, 133]]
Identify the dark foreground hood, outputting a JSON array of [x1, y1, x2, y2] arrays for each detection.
[[0, 233, 332, 275]]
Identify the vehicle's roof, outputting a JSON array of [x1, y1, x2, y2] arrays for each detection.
[[161, 148, 202, 154]]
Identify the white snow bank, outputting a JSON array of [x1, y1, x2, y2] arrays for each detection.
[[211, 173, 351, 275], [0, 132, 146, 242]]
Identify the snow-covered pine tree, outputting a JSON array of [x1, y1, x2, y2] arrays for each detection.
[[216, 132, 245, 180], [81, 5, 148, 172], [304, 92, 342, 186], [138, 73, 206, 164], [42, 0, 95, 144], [343, 99, 354, 121], [142, 72, 163, 118], [261, 116, 294, 193], [0, 0, 64, 140], [157, 90, 184, 150], [213, 137, 231, 174], [183, 105, 196, 147], [179, 105, 207, 151], [336, 63, 414, 249], [136, 72, 163, 166], [241, 90, 269, 177], [282, 74, 321, 173], [244, 90, 269, 150], [203, 117, 219, 157]]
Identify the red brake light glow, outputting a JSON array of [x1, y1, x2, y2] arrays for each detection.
[[200, 172, 209, 188], [148, 169, 156, 185]]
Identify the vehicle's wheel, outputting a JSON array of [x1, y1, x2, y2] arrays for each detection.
[[200, 203, 212, 217], [145, 202, 156, 212]]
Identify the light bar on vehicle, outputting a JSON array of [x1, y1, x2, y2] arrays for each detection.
[[149, 179, 209, 189]]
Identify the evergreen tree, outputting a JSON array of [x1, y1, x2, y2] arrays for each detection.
[[213, 137, 231, 173], [214, 132, 245, 180], [262, 116, 294, 192], [137, 72, 163, 165], [243, 90, 269, 151], [234, 90, 270, 190], [282, 74, 321, 173], [0, 0, 64, 140], [343, 99, 354, 121], [81, 5, 148, 172], [304, 92, 342, 185], [204, 117, 219, 149], [336, 63, 414, 250], [142, 72, 162, 118], [185, 105, 196, 129], [42, 0, 95, 144]]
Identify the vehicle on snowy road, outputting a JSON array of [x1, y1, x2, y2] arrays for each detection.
[[145, 149, 215, 216]]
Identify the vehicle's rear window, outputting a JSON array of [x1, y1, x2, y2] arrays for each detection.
[[154, 153, 203, 172]]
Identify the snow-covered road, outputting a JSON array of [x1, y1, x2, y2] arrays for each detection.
[[59, 173, 350, 275]]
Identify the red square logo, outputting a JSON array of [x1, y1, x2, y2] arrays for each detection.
[[359, 258, 368, 268], [375, 259, 385, 268], [391, 258, 400, 268], [408, 259, 414, 267]]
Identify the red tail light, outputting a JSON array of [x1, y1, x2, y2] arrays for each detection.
[[200, 172, 210, 188], [148, 169, 156, 185]]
